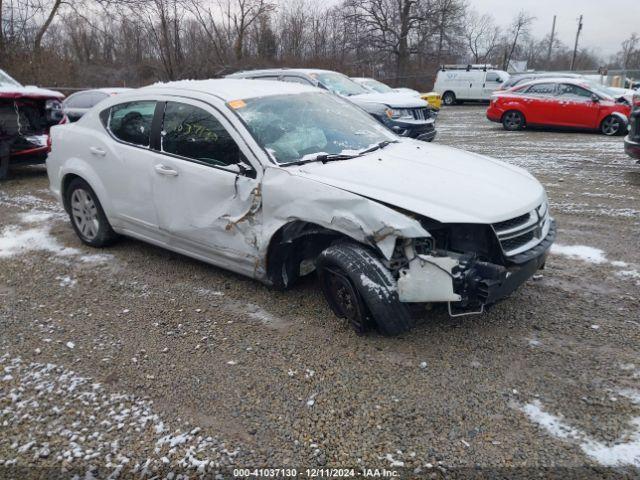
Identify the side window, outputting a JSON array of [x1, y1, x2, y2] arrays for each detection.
[[557, 84, 592, 99], [161, 102, 243, 169], [486, 72, 500, 83], [526, 83, 556, 95], [66, 92, 91, 108], [283, 76, 313, 85], [108, 101, 156, 147]]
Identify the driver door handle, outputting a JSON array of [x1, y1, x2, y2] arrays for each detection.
[[154, 164, 179, 176]]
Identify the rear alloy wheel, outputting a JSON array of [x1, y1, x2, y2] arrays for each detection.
[[502, 110, 525, 131], [600, 115, 624, 136], [66, 178, 118, 247], [442, 91, 456, 106]]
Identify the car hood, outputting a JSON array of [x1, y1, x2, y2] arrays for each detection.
[[349, 92, 428, 108], [0, 85, 64, 100], [292, 141, 545, 224]]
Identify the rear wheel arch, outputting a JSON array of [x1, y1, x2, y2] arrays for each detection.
[[61, 173, 83, 213]]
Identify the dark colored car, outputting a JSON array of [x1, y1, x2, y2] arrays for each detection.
[[226, 68, 437, 142], [625, 93, 640, 161], [63, 88, 132, 122], [0, 69, 65, 179]]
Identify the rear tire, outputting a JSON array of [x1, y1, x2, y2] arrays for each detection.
[[502, 110, 525, 131], [317, 242, 413, 336], [65, 178, 118, 247], [600, 115, 625, 136], [442, 91, 456, 106]]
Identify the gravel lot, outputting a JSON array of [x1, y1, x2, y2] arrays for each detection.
[[1, 105, 639, 479]]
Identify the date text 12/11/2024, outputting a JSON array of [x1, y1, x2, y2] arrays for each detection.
[[233, 468, 401, 478]]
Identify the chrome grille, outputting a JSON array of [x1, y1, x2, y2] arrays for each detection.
[[410, 107, 432, 120], [493, 202, 550, 257]]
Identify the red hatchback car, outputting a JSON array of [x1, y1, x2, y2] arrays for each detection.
[[0, 69, 65, 179], [487, 78, 631, 136]]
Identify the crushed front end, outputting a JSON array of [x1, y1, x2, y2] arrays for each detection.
[[389, 201, 556, 315], [0, 96, 64, 165]]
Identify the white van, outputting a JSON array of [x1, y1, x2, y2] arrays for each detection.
[[433, 65, 509, 105]]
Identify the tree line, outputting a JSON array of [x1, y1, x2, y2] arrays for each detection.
[[1, 0, 638, 91]]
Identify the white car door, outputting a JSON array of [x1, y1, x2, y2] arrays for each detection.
[[150, 99, 262, 276], [101, 99, 162, 237], [482, 72, 503, 99]]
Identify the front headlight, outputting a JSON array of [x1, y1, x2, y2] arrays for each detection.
[[385, 108, 413, 120], [45, 99, 62, 111]]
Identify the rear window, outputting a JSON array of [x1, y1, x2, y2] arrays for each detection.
[[105, 101, 157, 147]]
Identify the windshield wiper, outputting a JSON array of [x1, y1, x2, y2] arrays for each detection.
[[284, 140, 397, 167], [357, 140, 396, 155]]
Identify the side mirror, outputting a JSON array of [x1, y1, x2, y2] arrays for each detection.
[[591, 94, 600, 103]]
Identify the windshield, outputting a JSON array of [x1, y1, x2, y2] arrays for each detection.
[[232, 92, 396, 165], [362, 79, 393, 94], [585, 81, 616, 100], [0, 69, 22, 88], [312, 72, 368, 96]]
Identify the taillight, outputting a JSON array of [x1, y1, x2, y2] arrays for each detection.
[[47, 134, 52, 152]]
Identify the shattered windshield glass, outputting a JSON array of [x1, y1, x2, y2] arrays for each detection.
[[363, 79, 394, 93], [312, 72, 368, 96], [0, 69, 22, 88], [232, 92, 396, 165]]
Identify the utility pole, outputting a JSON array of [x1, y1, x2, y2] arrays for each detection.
[[570, 15, 583, 71], [546, 15, 557, 69]]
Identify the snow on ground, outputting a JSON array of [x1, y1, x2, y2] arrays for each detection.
[[0, 225, 79, 259], [550, 244, 607, 264], [519, 399, 640, 467], [0, 354, 240, 477], [551, 244, 639, 285]]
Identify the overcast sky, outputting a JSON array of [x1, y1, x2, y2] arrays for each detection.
[[468, 0, 638, 57]]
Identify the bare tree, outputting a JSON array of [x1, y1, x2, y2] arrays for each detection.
[[464, 10, 500, 64], [502, 11, 535, 71]]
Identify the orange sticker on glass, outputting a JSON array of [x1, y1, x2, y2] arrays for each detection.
[[228, 99, 246, 109]]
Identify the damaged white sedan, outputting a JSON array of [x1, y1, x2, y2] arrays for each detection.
[[47, 79, 556, 335]]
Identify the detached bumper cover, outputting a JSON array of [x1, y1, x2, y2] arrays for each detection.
[[398, 219, 556, 305]]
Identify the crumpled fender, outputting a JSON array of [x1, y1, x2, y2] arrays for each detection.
[[260, 166, 430, 260]]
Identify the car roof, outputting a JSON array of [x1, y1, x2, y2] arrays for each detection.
[[227, 68, 339, 78], [515, 77, 592, 89], [69, 88, 132, 96], [141, 78, 318, 101], [351, 77, 374, 82]]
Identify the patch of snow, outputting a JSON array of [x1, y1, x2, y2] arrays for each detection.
[[551, 244, 607, 264], [19, 211, 57, 223], [56, 276, 77, 288], [0, 225, 80, 259], [520, 399, 640, 467]]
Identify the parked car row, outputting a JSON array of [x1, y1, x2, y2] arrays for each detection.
[[226, 69, 438, 142]]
